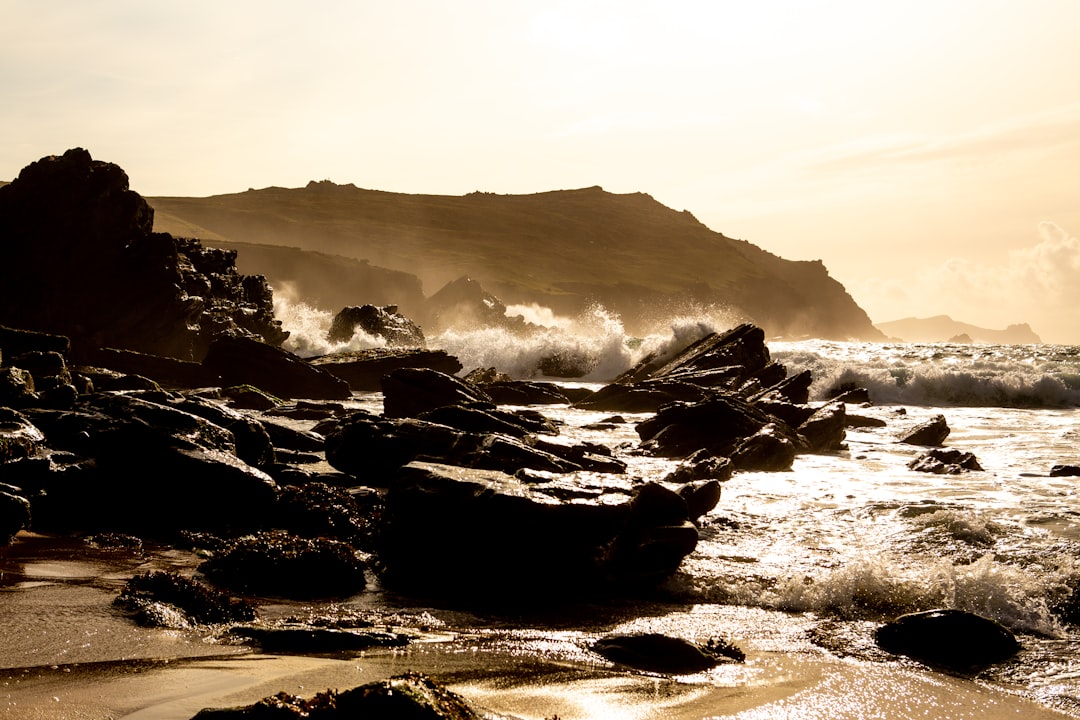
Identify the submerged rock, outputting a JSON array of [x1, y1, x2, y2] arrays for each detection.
[[199, 530, 366, 599], [229, 624, 409, 655], [192, 671, 482, 719], [908, 448, 983, 474], [590, 632, 744, 674], [874, 608, 1020, 670], [897, 414, 950, 446], [115, 571, 256, 628]]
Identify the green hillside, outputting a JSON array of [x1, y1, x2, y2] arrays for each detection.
[[151, 182, 882, 339]]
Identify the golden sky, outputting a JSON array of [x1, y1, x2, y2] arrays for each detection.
[[3, 1, 1079, 342]]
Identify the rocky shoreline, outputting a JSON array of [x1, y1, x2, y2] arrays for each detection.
[[0, 150, 1030, 718]]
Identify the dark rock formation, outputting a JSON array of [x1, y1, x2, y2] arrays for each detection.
[[0, 484, 31, 544], [1050, 464, 1080, 477], [380, 462, 699, 596], [192, 671, 482, 720], [327, 304, 426, 347], [203, 335, 351, 400], [309, 348, 463, 392], [199, 530, 367, 599], [115, 571, 256, 628], [381, 367, 492, 418], [229, 624, 408, 655], [874, 609, 1020, 670], [590, 632, 744, 674], [0, 407, 45, 462], [426, 275, 527, 333], [897, 414, 950, 446], [0, 148, 286, 362], [797, 401, 847, 452], [908, 448, 983, 474]]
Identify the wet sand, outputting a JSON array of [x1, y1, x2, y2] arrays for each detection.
[[1, 533, 1072, 720]]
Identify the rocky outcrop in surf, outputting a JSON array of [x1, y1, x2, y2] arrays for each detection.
[[0, 148, 286, 362]]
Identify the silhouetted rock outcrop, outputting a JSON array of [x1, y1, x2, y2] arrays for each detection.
[[0, 148, 286, 362], [327, 304, 426, 346]]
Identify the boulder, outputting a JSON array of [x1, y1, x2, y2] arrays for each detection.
[[115, 571, 256, 628], [229, 624, 409, 654], [0, 148, 285, 361], [590, 632, 744, 674], [1050, 465, 1080, 477], [18, 394, 279, 535], [0, 366, 38, 407], [0, 486, 31, 544], [192, 672, 482, 720], [83, 347, 214, 388], [381, 367, 492, 418], [381, 462, 700, 596], [203, 335, 351, 400], [908, 448, 983, 474], [636, 394, 774, 459], [477, 380, 574, 405], [751, 368, 812, 405], [327, 304, 426, 346], [730, 423, 800, 471], [573, 380, 710, 413], [874, 609, 1020, 670], [898, 414, 950, 446], [309, 348, 463, 392], [324, 411, 606, 483], [617, 323, 771, 385], [199, 530, 366, 599], [0, 407, 45, 462], [797, 401, 847, 452]]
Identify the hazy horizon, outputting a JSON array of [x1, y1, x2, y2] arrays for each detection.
[[3, 1, 1079, 342]]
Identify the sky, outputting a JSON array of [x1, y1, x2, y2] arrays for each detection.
[[3, 1, 1080, 342]]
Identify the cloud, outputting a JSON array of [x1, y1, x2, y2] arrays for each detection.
[[804, 103, 1080, 174], [857, 222, 1080, 343]]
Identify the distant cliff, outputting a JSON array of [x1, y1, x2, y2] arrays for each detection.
[[151, 182, 884, 340], [875, 316, 1043, 344]]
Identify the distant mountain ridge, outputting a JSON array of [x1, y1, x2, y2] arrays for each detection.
[[875, 315, 1042, 344], [150, 181, 884, 339]]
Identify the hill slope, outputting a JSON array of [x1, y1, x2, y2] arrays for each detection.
[[151, 182, 882, 339]]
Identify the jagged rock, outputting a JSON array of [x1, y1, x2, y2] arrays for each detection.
[[663, 450, 733, 486], [678, 480, 723, 522], [426, 275, 525, 333], [18, 394, 279, 535], [192, 672, 482, 720], [324, 412, 583, 483], [0, 325, 70, 357], [0, 407, 45, 462], [228, 624, 408, 654], [0, 485, 31, 544], [474, 380, 574, 405], [573, 379, 711, 413], [200, 530, 366, 599], [309, 348, 463, 391], [827, 382, 871, 404], [115, 571, 256, 628], [875, 609, 1020, 670], [1050, 465, 1080, 477], [636, 394, 774, 459], [730, 423, 800, 471], [381, 462, 698, 595], [752, 368, 812, 405], [203, 335, 351, 401], [381, 367, 492, 418], [798, 401, 847, 452], [83, 347, 214, 388], [590, 632, 744, 674], [0, 366, 38, 408], [327, 304, 426, 347], [0, 148, 285, 361], [897, 414, 950, 446], [908, 448, 983, 474], [617, 323, 771, 385]]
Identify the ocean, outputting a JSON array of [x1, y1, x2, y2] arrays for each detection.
[[3, 303, 1080, 719]]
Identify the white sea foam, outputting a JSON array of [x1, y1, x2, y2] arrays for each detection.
[[273, 291, 387, 358], [772, 341, 1080, 408]]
